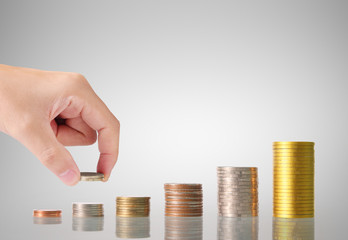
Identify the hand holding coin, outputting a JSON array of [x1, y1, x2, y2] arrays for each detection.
[[0, 64, 120, 186]]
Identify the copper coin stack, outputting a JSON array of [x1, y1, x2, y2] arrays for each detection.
[[217, 167, 258, 217], [33, 209, 62, 225], [33, 209, 62, 218], [164, 183, 203, 217], [273, 218, 314, 240], [165, 216, 203, 240], [116, 197, 150, 217], [273, 142, 315, 218], [116, 216, 150, 238], [218, 216, 259, 240]]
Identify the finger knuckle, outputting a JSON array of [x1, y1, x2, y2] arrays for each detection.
[[40, 147, 58, 167]]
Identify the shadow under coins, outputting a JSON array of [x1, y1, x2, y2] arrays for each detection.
[[116, 216, 150, 239], [72, 217, 104, 232], [165, 216, 203, 240], [218, 216, 259, 240], [273, 217, 314, 240]]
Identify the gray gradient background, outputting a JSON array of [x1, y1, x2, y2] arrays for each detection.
[[0, 0, 347, 239]]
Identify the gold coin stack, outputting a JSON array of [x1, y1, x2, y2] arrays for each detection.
[[164, 184, 203, 217], [116, 197, 150, 217], [273, 218, 314, 240], [273, 142, 315, 218]]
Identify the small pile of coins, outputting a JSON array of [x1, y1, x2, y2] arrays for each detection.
[[72, 203, 104, 217], [116, 217, 150, 238], [217, 167, 258, 217], [273, 218, 314, 240], [218, 216, 259, 240], [80, 172, 104, 181], [273, 142, 315, 218], [72, 217, 104, 231], [33, 209, 62, 218], [33, 209, 62, 225], [116, 197, 150, 217], [164, 184, 203, 217], [165, 217, 203, 240]]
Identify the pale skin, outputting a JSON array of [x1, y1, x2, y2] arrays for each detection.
[[0, 64, 120, 186]]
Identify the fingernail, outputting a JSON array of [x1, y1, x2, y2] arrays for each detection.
[[59, 169, 79, 186]]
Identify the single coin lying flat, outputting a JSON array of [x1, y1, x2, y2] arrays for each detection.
[[80, 172, 104, 181]]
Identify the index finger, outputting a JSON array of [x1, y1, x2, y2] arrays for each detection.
[[81, 95, 120, 181]]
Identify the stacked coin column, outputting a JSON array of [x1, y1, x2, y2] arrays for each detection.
[[72, 203, 104, 217], [164, 184, 203, 217], [273, 142, 315, 218], [116, 197, 150, 217], [217, 167, 258, 217]]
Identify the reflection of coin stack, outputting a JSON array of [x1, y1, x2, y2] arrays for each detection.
[[218, 216, 259, 240], [72, 217, 104, 231], [273, 218, 314, 240], [273, 142, 315, 218], [165, 217, 203, 240], [217, 167, 258, 217], [116, 197, 150, 217], [164, 184, 203, 217], [72, 203, 104, 217], [116, 217, 150, 238]]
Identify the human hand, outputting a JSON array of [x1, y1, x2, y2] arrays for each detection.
[[0, 64, 120, 185]]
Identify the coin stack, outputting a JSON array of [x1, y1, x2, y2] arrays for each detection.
[[33, 209, 62, 218], [164, 184, 203, 217], [273, 142, 315, 218], [217, 167, 258, 217], [72, 217, 104, 231], [165, 217, 203, 240], [72, 203, 104, 217], [273, 217, 314, 240], [218, 216, 259, 240], [116, 197, 150, 217], [116, 217, 150, 238]]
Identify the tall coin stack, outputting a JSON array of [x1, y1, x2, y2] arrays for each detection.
[[273, 142, 315, 218], [116, 197, 150, 217], [273, 218, 314, 240], [164, 184, 203, 217], [217, 167, 258, 217], [72, 203, 104, 217]]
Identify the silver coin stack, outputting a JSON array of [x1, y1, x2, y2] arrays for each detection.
[[72, 217, 104, 231], [165, 216, 203, 240], [217, 167, 258, 217], [72, 202, 104, 217], [218, 216, 259, 240], [116, 217, 150, 238]]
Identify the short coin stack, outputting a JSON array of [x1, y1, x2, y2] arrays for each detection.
[[273, 218, 314, 240], [33, 209, 62, 218], [165, 217, 203, 240], [72, 203, 104, 217], [116, 197, 150, 217], [218, 216, 259, 240], [217, 167, 258, 217], [116, 217, 150, 238], [164, 184, 203, 217], [273, 142, 315, 218]]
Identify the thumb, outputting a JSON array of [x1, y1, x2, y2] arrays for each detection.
[[19, 124, 80, 186]]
